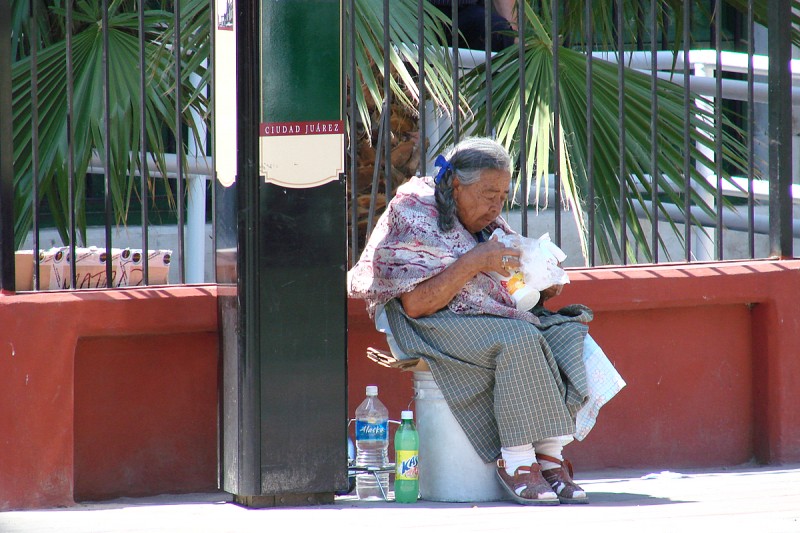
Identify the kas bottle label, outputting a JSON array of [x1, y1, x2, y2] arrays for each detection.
[[395, 451, 419, 480]]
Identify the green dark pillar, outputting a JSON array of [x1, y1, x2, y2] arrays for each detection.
[[216, 0, 347, 506]]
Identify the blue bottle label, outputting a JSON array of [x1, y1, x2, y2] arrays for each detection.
[[356, 420, 388, 441]]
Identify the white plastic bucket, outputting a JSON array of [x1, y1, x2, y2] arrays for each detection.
[[413, 371, 506, 502]]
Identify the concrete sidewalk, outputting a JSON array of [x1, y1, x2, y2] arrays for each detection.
[[2, 463, 799, 533]]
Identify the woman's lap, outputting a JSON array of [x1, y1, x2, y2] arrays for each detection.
[[383, 299, 586, 460]]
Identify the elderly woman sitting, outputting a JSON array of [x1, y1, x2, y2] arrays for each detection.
[[348, 137, 624, 505]]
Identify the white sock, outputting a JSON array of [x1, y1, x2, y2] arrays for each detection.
[[500, 444, 535, 476], [534, 436, 584, 498], [533, 436, 571, 471], [501, 444, 556, 498]]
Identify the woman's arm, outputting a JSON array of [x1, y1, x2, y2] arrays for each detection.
[[493, 0, 516, 23], [400, 237, 520, 318]]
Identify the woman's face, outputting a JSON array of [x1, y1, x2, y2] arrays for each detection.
[[453, 168, 511, 233]]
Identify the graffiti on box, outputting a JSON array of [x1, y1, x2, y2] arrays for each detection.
[[37, 247, 172, 290]]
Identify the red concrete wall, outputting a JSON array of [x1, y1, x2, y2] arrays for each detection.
[[0, 286, 219, 511], [347, 260, 800, 470], [3, 260, 799, 511], [73, 332, 218, 501]]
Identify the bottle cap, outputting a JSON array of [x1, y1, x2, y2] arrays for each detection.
[[365, 385, 378, 396], [401, 410, 414, 420]]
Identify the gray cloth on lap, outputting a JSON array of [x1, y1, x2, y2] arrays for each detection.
[[384, 298, 592, 463]]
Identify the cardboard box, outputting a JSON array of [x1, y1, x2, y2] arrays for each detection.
[[14, 250, 35, 291], [117, 249, 172, 287], [38, 247, 120, 290]]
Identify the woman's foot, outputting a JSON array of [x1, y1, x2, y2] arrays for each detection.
[[536, 454, 589, 504], [495, 460, 559, 505]]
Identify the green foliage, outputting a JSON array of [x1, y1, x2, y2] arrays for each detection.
[[446, 2, 753, 263], [11, 0, 798, 265], [11, 0, 209, 248], [345, 0, 455, 133]]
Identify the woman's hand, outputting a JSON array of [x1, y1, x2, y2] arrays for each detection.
[[399, 235, 520, 318], [467, 235, 521, 276], [539, 284, 564, 302]]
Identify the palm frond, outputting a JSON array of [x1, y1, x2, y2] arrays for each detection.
[[11, 0, 209, 248], [346, 0, 457, 134], [451, 3, 750, 264]]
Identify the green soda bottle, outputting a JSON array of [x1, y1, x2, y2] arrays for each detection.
[[394, 410, 419, 503]]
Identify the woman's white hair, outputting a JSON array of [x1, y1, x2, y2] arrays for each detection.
[[434, 137, 512, 232]]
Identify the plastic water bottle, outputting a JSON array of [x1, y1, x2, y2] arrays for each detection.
[[394, 410, 419, 503], [355, 385, 389, 500]]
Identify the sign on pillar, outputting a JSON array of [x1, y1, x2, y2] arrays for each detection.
[[215, 0, 236, 189], [260, 120, 344, 188]]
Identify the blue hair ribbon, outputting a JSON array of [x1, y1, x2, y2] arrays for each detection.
[[434, 154, 452, 184]]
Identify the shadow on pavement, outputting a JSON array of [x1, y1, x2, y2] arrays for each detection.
[[328, 490, 684, 510]]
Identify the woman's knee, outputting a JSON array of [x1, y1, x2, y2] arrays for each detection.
[[499, 320, 545, 354]]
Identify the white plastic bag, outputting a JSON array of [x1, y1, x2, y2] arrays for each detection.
[[489, 229, 540, 310], [490, 229, 569, 307], [518, 232, 569, 291]]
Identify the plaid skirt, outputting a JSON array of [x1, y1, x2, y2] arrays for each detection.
[[384, 298, 592, 463]]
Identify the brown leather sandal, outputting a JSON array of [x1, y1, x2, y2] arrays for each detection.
[[495, 459, 559, 505], [536, 454, 589, 504]]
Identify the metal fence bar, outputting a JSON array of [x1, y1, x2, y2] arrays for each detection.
[[484, 0, 493, 137], [174, 2, 186, 283], [714, 0, 724, 259], [30, 0, 40, 290], [139, 0, 150, 284], [636, 1, 644, 50], [683, 2, 692, 262], [366, 111, 386, 240], [650, 0, 659, 263], [382, 0, 392, 199], [746, 0, 755, 258], [552, 0, 562, 246], [451, 1, 460, 142], [517, 2, 527, 236], [66, 0, 77, 288], [102, 0, 114, 287], [616, 0, 627, 264], [586, 0, 595, 266], [349, 0, 358, 264], [0, 0, 12, 291], [768, 0, 794, 258], [418, 0, 427, 176]]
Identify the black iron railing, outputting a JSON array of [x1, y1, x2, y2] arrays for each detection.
[[0, 0, 212, 292], [344, 0, 796, 268], [0, 1, 796, 292]]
